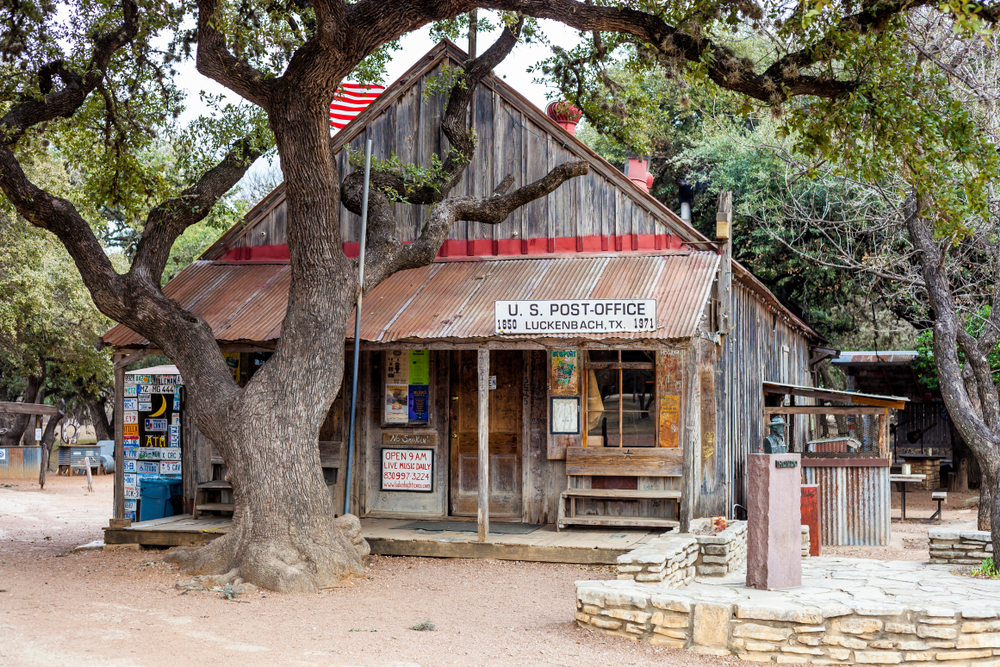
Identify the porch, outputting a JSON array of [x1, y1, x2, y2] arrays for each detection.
[[103, 515, 665, 564]]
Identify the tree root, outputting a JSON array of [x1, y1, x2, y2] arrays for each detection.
[[164, 514, 370, 593]]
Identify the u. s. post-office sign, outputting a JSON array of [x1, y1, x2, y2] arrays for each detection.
[[495, 299, 657, 335]]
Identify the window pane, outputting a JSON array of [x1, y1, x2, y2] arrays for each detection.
[[621, 350, 655, 363], [588, 350, 618, 364], [622, 411, 656, 447], [590, 368, 620, 414], [620, 369, 654, 415], [587, 411, 620, 447]]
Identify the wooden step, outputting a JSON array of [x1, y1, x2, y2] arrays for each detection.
[[194, 503, 234, 513], [197, 480, 232, 490], [561, 489, 680, 500]]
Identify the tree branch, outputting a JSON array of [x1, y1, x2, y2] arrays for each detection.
[[363, 160, 589, 289], [195, 0, 274, 108], [132, 137, 266, 284], [1, 0, 139, 145]]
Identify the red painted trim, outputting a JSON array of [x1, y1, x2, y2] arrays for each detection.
[[221, 234, 698, 264]]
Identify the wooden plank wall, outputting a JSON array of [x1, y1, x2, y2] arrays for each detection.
[[228, 59, 670, 253], [726, 282, 812, 512]]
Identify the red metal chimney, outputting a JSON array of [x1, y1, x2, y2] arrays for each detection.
[[545, 101, 582, 136], [625, 156, 651, 193]]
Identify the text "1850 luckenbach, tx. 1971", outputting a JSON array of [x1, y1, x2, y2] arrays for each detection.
[[494, 299, 657, 335]]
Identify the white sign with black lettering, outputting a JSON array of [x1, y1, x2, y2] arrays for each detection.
[[495, 299, 657, 334], [381, 448, 433, 492]]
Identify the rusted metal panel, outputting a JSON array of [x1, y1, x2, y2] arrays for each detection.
[[802, 465, 890, 546], [102, 262, 290, 347], [0, 447, 42, 480], [105, 252, 721, 348]]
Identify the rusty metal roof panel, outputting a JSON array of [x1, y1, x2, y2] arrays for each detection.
[[101, 262, 290, 347], [103, 251, 721, 348]]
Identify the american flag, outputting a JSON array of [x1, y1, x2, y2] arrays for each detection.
[[330, 83, 385, 130]]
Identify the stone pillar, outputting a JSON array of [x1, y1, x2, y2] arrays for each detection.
[[746, 453, 801, 590], [800, 484, 820, 557]]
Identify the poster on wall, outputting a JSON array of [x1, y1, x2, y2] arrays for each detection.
[[385, 350, 408, 384], [385, 384, 409, 422], [550, 350, 579, 395], [408, 350, 429, 385], [381, 448, 433, 492], [658, 395, 681, 448], [408, 385, 429, 422]]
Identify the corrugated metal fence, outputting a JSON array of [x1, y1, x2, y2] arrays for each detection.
[[0, 447, 42, 480], [802, 465, 890, 546]]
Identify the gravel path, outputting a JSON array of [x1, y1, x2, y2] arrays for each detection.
[[0, 476, 736, 667]]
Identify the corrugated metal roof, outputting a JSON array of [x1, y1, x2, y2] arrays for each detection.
[[348, 251, 720, 342], [832, 351, 918, 365], [101, 262, 291, 347], [102, 251, 720, 347]]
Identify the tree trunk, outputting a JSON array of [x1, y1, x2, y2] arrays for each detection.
[[87, 397, 113, 441], [165, 360, 369, 592], [980, 473, 994, 532], [38, 415, 61, 489]]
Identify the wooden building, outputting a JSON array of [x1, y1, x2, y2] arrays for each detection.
[[101, 41, 821, 541]]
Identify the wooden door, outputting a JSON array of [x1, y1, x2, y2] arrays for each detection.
[[449, 350, 523, 518]]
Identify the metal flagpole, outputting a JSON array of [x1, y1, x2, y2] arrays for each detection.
[[343, 138, 372, 516]]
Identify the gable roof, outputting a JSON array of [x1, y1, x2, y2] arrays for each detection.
[[202, 39, 712, 259]]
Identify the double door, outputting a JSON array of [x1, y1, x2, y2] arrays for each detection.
[[449, 350, 522, 518]]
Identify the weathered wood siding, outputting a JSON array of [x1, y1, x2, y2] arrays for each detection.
[[726, 281, 812, 512], [219, 57, 685, 256]]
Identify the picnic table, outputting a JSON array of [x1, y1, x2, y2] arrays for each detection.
[[889, 473, 926, 520]]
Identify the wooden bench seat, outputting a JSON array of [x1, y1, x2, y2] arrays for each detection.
[[558, 447, 683, 531]]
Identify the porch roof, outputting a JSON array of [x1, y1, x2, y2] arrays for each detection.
[[101, 251, 720, 348]]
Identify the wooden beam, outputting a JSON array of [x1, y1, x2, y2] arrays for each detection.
[[113, 348, 152, 370], [113, 355, 125, 520], [565, 447, 682, 477], [764, 406, 888, 416], [0, 401, 60, 416], [477, 348, 490, 543]]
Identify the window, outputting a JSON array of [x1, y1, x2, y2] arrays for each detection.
[[586, 350, 656, 447]]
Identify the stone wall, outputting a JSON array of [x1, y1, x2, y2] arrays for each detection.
[[907, 458, 941, 490], [694, 521, 748, 576], [575, 580, 1000, 665], [929, 529, 994, 566], [616, 536, 698, 586]]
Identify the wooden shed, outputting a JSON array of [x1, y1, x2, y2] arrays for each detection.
[[101, 40, 820, 546]]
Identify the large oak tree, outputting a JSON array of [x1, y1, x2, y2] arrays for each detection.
[[1, 0, 988, 591]]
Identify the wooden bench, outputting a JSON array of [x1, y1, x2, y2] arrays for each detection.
[[557, 447, 682, 531], [193, 480, 234, 518]]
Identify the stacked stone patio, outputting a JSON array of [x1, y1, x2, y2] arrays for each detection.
[[577, 551, 1000, 665]]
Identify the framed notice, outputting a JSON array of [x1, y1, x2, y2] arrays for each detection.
[[551, 396, 580, 434], [409, 350, 430, 385], [385, 384, 409, 423], [381, 448, 434, 492]]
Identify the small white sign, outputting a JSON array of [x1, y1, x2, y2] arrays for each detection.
[[136, 461, 159, 475], [495, 299, 657, 334], [160, 461, 182, 476], [34, 428, 42, 441], [124, 486, 140, 500], [123, 398, 137, 411], [123, 412, 138, 424], [0, 449, 6, 461], [123, 460, 136, 473], [381, 448, 433, 492], [159, 448, 182, 461], [123, 473, 137, 487], [489, 375, 497, 390]]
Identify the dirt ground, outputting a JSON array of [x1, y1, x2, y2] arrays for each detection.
[[0, 475, 984, 667]]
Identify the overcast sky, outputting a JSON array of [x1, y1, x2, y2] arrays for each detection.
[[176, 17, 582, 185]]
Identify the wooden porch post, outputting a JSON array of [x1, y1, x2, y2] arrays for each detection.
[[477, 347, 490, 542], [113, 353, 125, 520]]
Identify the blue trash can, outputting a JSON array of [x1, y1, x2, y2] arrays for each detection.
[[138, 477, 182, 522]]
